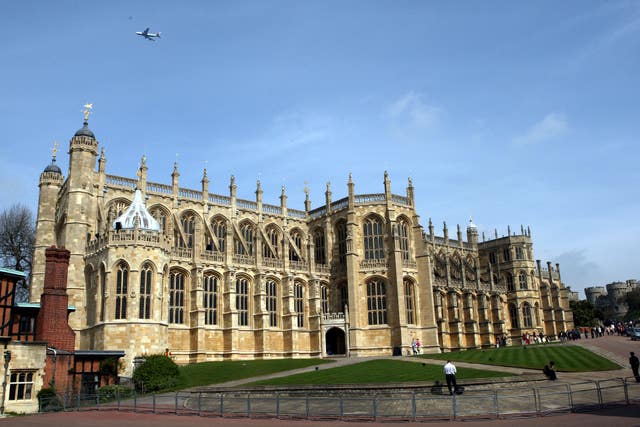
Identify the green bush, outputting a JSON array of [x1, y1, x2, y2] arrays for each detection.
[[132, 354, 180, 392], [37, 386, 62, 412], [97, 384, 133, 401]]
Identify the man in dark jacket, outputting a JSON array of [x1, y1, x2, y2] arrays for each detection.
[[630, 352, 640, 382]]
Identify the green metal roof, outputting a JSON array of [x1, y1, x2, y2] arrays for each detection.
[[0, 267, 26, 279]]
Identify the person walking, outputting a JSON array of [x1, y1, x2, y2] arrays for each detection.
[[630, 352, 640, 382], [443, 360, 457, 395], [411, 338, 417, 355]]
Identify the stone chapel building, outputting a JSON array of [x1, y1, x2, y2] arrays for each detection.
[[30, 117, 574, 375]]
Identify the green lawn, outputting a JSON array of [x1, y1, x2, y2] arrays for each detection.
[[422, 344, 621, 372], [176, 359, 334, 388], [248, 359, 512, 386]]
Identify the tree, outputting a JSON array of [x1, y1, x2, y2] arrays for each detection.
[[0, 204, 35, 301], [624, 289, 640, 321], [570, 300, 603, 326]]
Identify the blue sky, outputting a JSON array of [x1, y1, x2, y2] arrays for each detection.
[[1, 1, 639, 296]]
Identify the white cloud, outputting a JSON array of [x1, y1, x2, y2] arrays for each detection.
[[513, 113, 569, 146], [386, 91, 441, 129]]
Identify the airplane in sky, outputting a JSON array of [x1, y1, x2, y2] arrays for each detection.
[[136, 28, 161, 41]]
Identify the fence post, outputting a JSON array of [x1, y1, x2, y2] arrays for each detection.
[[306, 394, 310, 418], [276, 392, 280, 418], [133, 390, 137, 412], [152, 393, 156, 414], [566, 384, 574, 411], [493, 390, 499, 418], [219, 393, 224, 417], [411, 391, 417, 421], [452, 394, 457, 420], [247, 393, 251, 418], [533, 388, 539, 415], [339, 394, 344, 418], [623, 378, 629, 405], [197, 392, 202, 416], [175, 392, 179, 414], [596, 380, 603, 407], [372, 393, 377, 421]]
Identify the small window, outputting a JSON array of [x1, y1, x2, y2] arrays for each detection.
[[489, 252, 497, 264], [515, 247, 524, 260], [502, 248, 511, 262], [9, 371, 34, 401]]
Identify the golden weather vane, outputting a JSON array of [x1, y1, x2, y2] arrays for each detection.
[[82, 103, 93, 121], [52, 141, 59, 160]]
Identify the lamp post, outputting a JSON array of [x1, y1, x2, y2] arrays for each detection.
[[1, 350, 11, 416]]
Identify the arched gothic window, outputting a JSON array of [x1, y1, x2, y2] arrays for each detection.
[[522, 302, 532, 328], [363, 216, 385, 260], [367, 279, 387, 325], [404, 279, 415, 324], [236, 277, 249, 326], [169, 270, 185, 324], [99, 265, 106, 322], [211, 218, 226, 252], [115, 262, 128, 320], [263, 225, 280, 258], [266, 279, 277, 327], [236, 222, 254, 256], [506, 273, 515, 292], [289, 230, 303, 262], [398, 219, 410, 261], [339, 283, 348, 312], [321, 284, 329, 313], [139, 263, 152, 319], [314, 228, 326, 265], [177, 213, 196, 248], [294, 282, 304, 328], [519, 271, 528, 290], [149, 206, 168, 234], [204, 275, 218, 325], [509, 303, 519, 329], [336, 221, 347, 264], [435, 292, 444, 319]]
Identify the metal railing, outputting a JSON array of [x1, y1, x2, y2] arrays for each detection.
[[39, 378, 640, 421]]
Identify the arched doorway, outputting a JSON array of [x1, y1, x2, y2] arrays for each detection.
[[325, 327, 346, 356]]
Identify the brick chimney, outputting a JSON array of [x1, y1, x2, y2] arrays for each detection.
[[35, 246, 75, 351]]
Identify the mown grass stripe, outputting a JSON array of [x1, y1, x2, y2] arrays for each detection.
[[422, 344, 620, 372]]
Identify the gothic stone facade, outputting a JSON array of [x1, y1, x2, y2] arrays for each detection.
[[31, 121, 574, 375]]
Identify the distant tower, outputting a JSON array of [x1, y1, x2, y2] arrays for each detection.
[[33, 105, 100, 338], [466, 217, 478, 249], [31, 142, 64, 301]]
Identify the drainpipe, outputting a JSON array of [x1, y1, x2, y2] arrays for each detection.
[[47, 348, 58, 387]]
